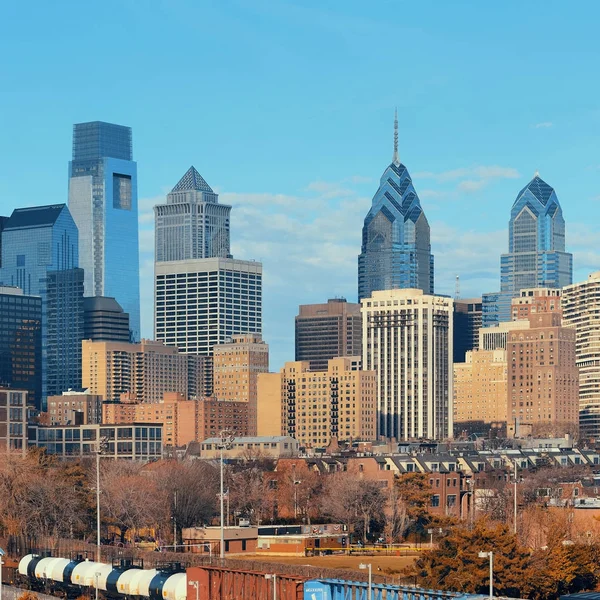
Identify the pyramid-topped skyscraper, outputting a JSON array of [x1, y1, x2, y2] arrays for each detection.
[[154, 166, 232, 262], [358, 111, 434, 301], [482, 173, 573, 326]]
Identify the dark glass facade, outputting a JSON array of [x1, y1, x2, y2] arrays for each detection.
[[83, 296, 130, 342], [453, 298, 482, 363], [0, 290, 41, 410]]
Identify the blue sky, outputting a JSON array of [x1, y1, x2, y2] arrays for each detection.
[[1, 0, 600, 369]]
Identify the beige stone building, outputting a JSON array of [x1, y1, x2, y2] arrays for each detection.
[[102, 392, 249, 447], [453, 349, 508, 437], [47, 390, 102, 426], [257, 356, 376, 448], [82, 339, 190, 403], [507, 312, 578, 437], [213, 333, 268, 435]]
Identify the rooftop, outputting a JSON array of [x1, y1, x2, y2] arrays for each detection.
[[4, 204, 66, 231]]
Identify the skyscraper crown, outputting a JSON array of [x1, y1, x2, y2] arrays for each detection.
[[171, 166, 214, 193]]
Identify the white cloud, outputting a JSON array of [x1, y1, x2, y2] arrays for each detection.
[[534, 122, 553, 129], [413, 165, 519, 195]]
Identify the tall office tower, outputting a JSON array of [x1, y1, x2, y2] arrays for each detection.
[[154, 166, 231, 261], [453, 349, 508, 438], [154, 257, 262, 356], [256, 357, 377, 447], [362, 289, 453, 440], [358, 112, 433, 301], [46, 268, 84, 397], [83, 296, 130, 342], [0, 216, 9, 268], [506, 312, 578, 437], [453, 298, 482, 363], [0, 286, 42, 409], [0, 204, 81, 408], [213, 334, 268, 436], [295, 298, 362, 371], [482, 174, 572, 326], [562, 272, 600, 440], [82, 339, 190, 403], [68, 121, 140, 341]]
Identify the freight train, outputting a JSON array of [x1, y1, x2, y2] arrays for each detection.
[[17, 554, 187, 600]]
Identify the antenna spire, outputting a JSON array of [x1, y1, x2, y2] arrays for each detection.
[[392, 108, 399, 165]]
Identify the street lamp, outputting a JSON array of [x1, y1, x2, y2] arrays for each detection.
[[94, 571, 101, 600], [478, 551, 493, 599], [95, 436, 109, 562], [359, 563, 372, 600], [513, 460, 518, 535], [293, 480, 301, 519], [265, 574, 277, 600], [0, 546, 5, 600], [189, 580, 199, 600], [218, 430, 235, 559]]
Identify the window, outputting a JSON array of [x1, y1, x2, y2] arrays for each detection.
[[16, 254, 25, 267], [431, 495, 440, 508], [113, 174, 132, 210]]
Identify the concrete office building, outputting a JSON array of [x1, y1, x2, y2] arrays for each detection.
[[154, 257, 262, 357], [257, 357, 377, 448], [453, 298, 482, 363], [362, 289, 453, 440], [83, 296, 130, 342], [295, 298, 362, 371], [562, 272, 600, 440], [82, 339, 195, 403], [213, 333, 268, 436]]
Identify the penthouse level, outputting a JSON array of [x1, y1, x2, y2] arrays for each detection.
[[27, 422, 162, 460]]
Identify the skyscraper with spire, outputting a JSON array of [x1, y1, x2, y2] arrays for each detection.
[[482, 173, 573, 326], [358, 111, 434, 301]]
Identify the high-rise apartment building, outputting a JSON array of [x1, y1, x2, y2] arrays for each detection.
[[213, 334, 268, 436], [295, 298, 362, 371], [83, 296, 130, 342], [82, 339, 195, 403], [0, 205, 82, 408], [154, 167, 231, 262], [358, 112, 433, 301], [453, 298, 482, 363], [257, 357, 377, 448], [506, 312, 578, 437], [154, 257, 262, 356], [362, 289, 453, 440], [483, 175, 572, 326], [68, 121, 141, 340], [0, 287, 41, 409], [562, 272, 600, 440]]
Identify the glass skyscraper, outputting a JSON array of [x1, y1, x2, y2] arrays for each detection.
[[68, 121, 141, 341], [154, 166, 231, 262], [483, 174, 573, 326], [0, 204, 83, 408], [358, 112, 433, 301]]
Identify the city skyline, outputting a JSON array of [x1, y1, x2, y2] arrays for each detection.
[[2, 2, 600, 369]]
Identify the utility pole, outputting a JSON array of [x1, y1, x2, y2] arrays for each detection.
[[173, 490, 178, 548], [219, 430, 235, 559], [514, 460, 518, 536], [96, 436, 108, 562]]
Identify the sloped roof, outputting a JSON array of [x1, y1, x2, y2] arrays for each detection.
[[171, 166, 214, 193], [4, 204, 66, 230]]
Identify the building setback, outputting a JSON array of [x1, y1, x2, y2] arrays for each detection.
[[257, 357, 377, 448], [362, 289, 453, 441], [213, 333, 269, 436], [295, 298, 362, 371], [83, 296, 130, 342], [562, 272, 600, 440], [0, 287, 41, 409], [68, 121, 141, 340], [358, 111, 434, 301]]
